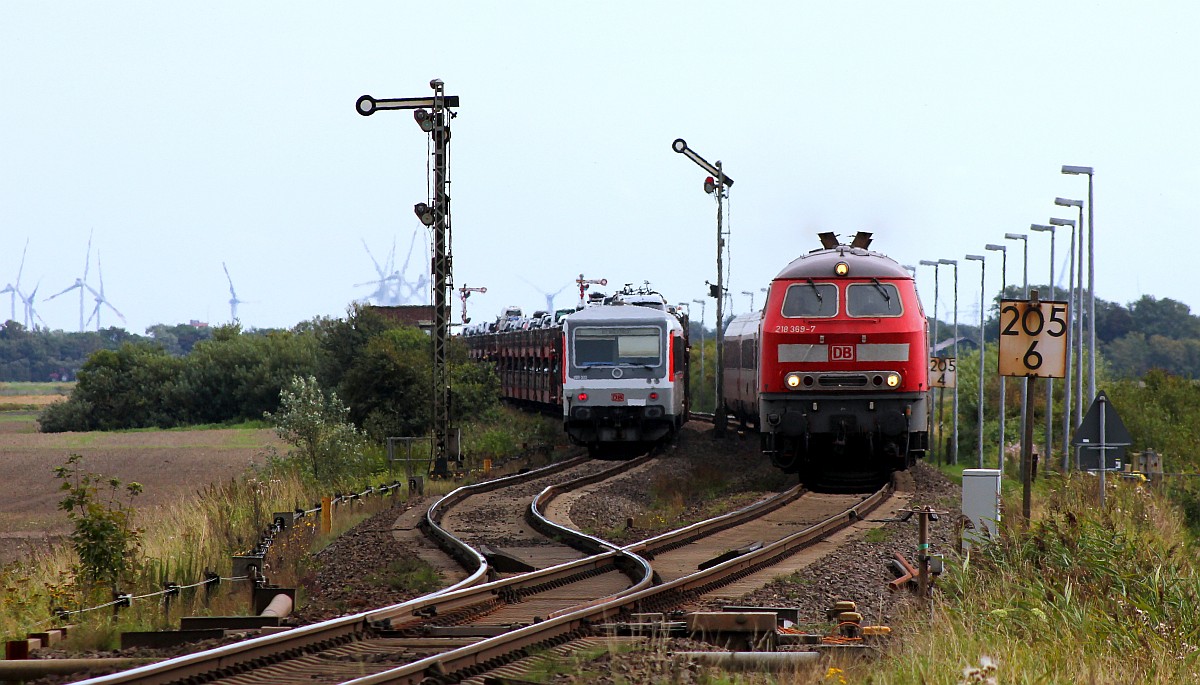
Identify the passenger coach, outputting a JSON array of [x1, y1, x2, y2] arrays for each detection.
[[562, 303, 688, 453]]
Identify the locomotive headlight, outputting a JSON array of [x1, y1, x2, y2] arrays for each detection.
[[835, 261, 850, 276], [886, 372, 901, 388], [785, 372, 803, 390]]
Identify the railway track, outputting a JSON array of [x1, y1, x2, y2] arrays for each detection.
[[72, 448, 901, 685]]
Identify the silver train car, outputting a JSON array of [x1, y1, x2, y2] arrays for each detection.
[[562, 302, 688, 453]]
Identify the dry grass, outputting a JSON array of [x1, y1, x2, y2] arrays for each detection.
[[0, 418, 286, 558]]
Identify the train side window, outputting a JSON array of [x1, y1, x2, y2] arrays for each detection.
[[672, 335, 685, 373], [781, 282, 838, 318], [847, 282, 903, 317]]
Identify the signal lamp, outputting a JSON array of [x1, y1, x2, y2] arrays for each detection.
[[577, 393, 588, 402], [649, 392, 659, 400], [835, 261, 850, 276], [886, 373, 901, 388], [785, 372, 802, 390], [703, 176, 716, 194], [413, 109, 435, 132], [414, 202, 435, 226]]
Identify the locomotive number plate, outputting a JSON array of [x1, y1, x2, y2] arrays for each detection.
[[611, 393, 625, 402], [998, 298, 1069, 378]]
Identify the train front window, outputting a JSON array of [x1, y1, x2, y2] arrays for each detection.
[[847, 281, 903, 317], [781, 281, 838, 318], [574, 327, 662, 367]]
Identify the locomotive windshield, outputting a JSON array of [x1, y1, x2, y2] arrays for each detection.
[[573, 327, 662, 367], [847, 281, 903, 317], [781, 282, 838, 318]]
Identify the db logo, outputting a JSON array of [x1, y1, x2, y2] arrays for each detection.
[[611, 393, 625, 402], [831, 345, 855, 361]]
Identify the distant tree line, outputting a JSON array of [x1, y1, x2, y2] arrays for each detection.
[[0, 321, 217, 382], [922, 285, 1200, 379], [36, 306, 499, 440]]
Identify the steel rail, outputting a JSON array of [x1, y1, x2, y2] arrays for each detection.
[[339, 481, 894, 685], [69, 453, 633, 685], [75, 453, 890, 685]]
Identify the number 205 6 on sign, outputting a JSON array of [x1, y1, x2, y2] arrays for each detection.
[[997, 299, 1069, 378]]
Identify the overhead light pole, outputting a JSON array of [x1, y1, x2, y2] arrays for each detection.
[[1055, 197, 1086, 426], [692, 297, 708, 407], [965, 254, 986, 468], [1062, 166, 1095, 402], [673, 139, 732, 435], [1049, 215, 1077, 470], [741, 290, 755, 313], [919, 259, 941, 462], [918, 260, 941, 353], [985, 243, 1008, 473], [938, 258, 959, 464], [1031, 223, 1057, 471], [1004, 232, 1029, 477]]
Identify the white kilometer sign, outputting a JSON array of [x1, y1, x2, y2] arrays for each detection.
[[997, 298, 1069, 378], [930, 357, 956, 388]]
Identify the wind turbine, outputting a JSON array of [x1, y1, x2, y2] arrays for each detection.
[[20, 281, 44, 329], [84, 252, 125, 330], [356, 237, 402, 305], [1, 238, 28, 323], [45, 231, 93, 332], [521, 277, 571, 314], [394, 228, 429, 305], [223, 262, 244, 323]]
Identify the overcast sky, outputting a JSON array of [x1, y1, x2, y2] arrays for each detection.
[[2, 3, 1196, 335]]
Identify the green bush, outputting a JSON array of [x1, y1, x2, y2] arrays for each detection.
[[265, 375, 370, 483], [54, 454, 143, 587]]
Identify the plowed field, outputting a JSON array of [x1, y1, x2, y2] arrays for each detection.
[[0, 413, 285, 564]]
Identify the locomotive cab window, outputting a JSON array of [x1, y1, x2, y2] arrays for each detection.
[[574, 327, 662, 367], [781, 282, 838, 318], [847, 281, 903, 317]]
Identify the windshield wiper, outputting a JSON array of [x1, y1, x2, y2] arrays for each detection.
[[806, 278, 823, 303], [870, 278, 894, 310]]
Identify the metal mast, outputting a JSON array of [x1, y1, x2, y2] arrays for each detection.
[[672, 139, 733, 437], [357, 79, 460, 476]]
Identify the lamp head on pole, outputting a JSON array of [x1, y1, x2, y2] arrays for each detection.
[[919, 259, 939, 267], [1004, 233, 1027, 242], [1030, 224, 1055, 234], [965, 254, 985, 262], [1049, 217, 1075, 228], [1061, 165, 1094, 176], [938, 258, 957, 266], [985, 244, 1006, 253], [1054, 197, 1083, 208]]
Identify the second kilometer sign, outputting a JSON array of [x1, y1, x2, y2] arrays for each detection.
[[998, 298, 1070, 378]]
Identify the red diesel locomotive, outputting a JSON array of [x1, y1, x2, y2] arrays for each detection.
[[723, 232, 930, 478]]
